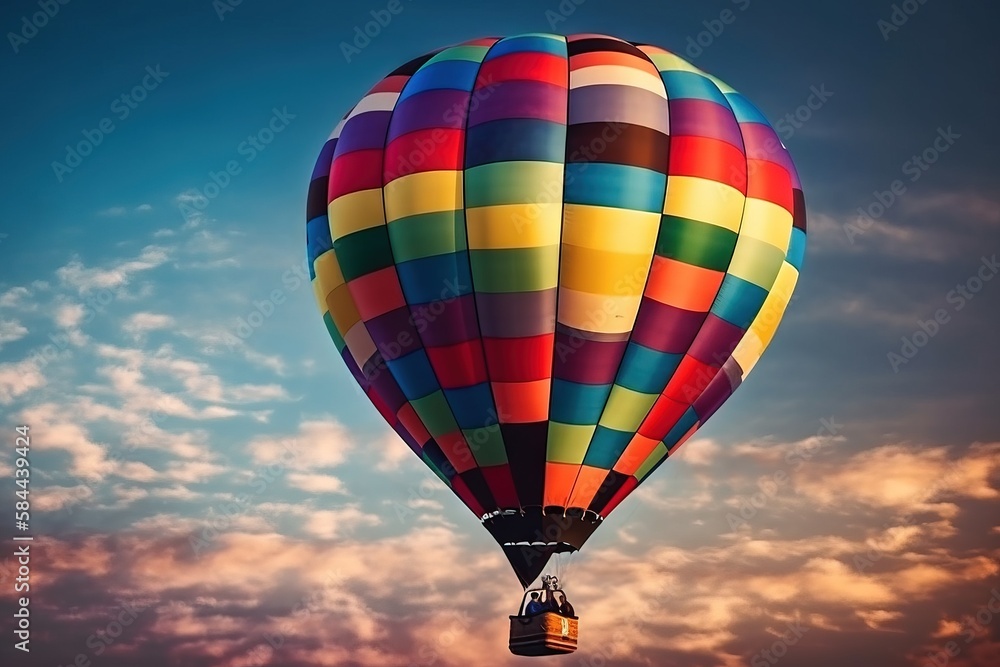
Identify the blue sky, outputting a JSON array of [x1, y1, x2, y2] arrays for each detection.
[[1, 1, 999, 666]]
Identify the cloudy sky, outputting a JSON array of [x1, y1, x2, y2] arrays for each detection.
[[1, 0, 999, 665]]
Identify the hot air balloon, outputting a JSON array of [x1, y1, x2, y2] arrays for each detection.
[[306, 33, 805, 656]]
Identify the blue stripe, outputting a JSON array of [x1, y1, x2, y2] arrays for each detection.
[[465, 118, 567, 167], [550, 379, 612, 425], [486, 35, 567, 59], [787, 228, 806, 270], [386, 350, 438, 400], [582, 426, 633, 469], [712, 275, 769, 329], [660, 71, 729, 105], [443, 384, 495, 429], [564, 163, 666, 213], [307, 215, 333, 278], [663, 407, 699, 450], [725, 93, 771, 125], [399, 61, 481, 102], [616, 342, 682, 393], [396, 252, 473, 304]]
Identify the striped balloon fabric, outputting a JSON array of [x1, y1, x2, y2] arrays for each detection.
[[307, 33, 806, 586]]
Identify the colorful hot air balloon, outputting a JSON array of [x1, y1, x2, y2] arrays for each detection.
[[306, 33, 806, 591]]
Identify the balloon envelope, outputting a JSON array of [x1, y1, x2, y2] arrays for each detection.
[[306, 33, 806, 587]]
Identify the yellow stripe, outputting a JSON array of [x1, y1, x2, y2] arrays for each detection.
[[732, 262, 798, 376], [663, 176, 744, 232], [312, 249, 345, 289], [328, 189, 385, 240], [642, 51, 704, 75], [561, 244, 653, 296], [598, 386, 658, 432], [570, 65, 667, 98], [383, 171, 463, 222], [466, 203, 562, 249], [557, 287, 640, 334], [561, 204, 660, 254], [326, 283, 361, 336], [739, 198, 793, 253]]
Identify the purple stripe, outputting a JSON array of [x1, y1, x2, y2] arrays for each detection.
[[343, 348, 368, 389], [632, 299, 706, 354], [668, 99, 742, 148], [416, 294, 481, 347], [476, 290, 556, 338], [366, 306, 423, 361], [686, 314, 745, 367], [553, 334, 627, 384], [568, 86, 668, 134], [311, 138, 337, 180], [370, 366, 408, 414], [692, 367, 733, 422], [387, 89, 470, 141], [468, 81, 567, 126], [741, 122, 799, 182], [335, 111, 393, 155]]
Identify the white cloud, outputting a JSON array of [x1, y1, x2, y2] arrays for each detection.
[[0, 358, 46, 404], [0, 286, 31, 308], [56, 245, 169, 294], [303, 507, 381, 540], [35, 485, 93, 512], [54, 302, 86, 328], [248, 419, 355, 471], [122, 312, 175, 341], [287, 473, 349, 494], [0, 319, 28, 348], [135, 204, 153, 213], [98, 206, 128, 217]]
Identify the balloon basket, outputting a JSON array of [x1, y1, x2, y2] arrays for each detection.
[[508, 612, 578, 656]]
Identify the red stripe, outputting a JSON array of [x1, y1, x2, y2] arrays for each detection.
[[384, 128, 465, 182], [746, 159, 794, 213], [596, 476, 637, 516], [437, 430, 479, 474], [481, 464, 519, 508], [370, 75, 408, 94], [478, 52, 568, 88], [450, 476, 486, 517], [668, 136, 747, 194], [483, 334, 554, 382], [328, 149, 384, 200], [663, 356, 717, 405], [426, 340, 489, 388], [638, 395, 687, 439]]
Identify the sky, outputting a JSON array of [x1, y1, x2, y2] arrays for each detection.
[[0, 0, 999, 665]]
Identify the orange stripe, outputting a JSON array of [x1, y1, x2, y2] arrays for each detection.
[[568, 50, 658, 72], [492, 380, 550, 423], [567, 465, 610, 509], [544, 462, 579, 507], [645, 256, 724, 311], [348, 267, 405, 321], [397, 403, 431, 446], [613, 434, 661, 476]]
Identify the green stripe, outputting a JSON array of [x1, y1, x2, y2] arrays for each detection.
[[728, 237, 786, 290], [635, 443, 668, 481], [462, 427, 508, 466], [388, 210, 467, 262], [656, 215, 738, 271], [469, 246, 559, 292], [464, 161, 564, 207], [322, 311, 345, 352], [335, 227, 394, 282], [428, 45, 492, 63], [411, 391, 459, 438]]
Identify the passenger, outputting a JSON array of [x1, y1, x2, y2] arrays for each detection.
[[525, 592, 544, 616], [557, 593, 575, 618]]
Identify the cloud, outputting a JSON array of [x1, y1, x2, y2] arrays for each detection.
[[56, 245, 170, 294], [99, 206, 129, 217], [54, 302, 86, 328], [35, 484, 93, 512], [122, 312, 176, 341], [0, 318, 28, 348], [286, 472, 349, 494], [0, 286, 32, 309], [0, 358, 46, 403], [248, 419, 355, 471]]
